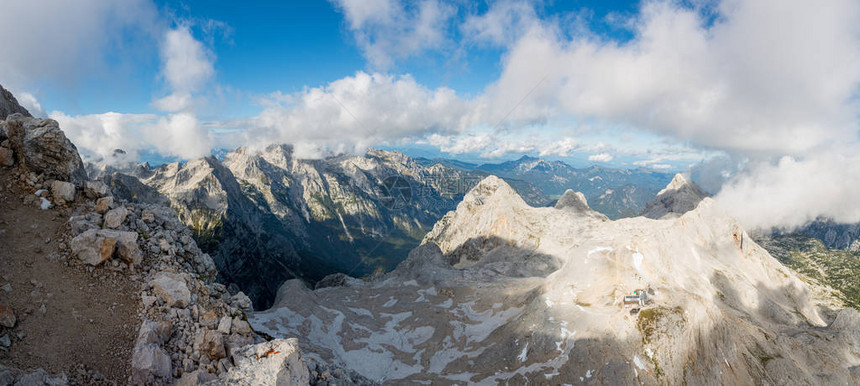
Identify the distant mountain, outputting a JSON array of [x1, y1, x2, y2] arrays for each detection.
[[793, 219, 860, 251], [95, 146, 549, 309], [640, 173, 709, 219], [429, 155, 673, 219], [252, 175, 860, 384]]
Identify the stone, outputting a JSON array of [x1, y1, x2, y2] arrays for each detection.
[[84, 180, 109, 198], [0, 147, 13, 167], [220, 339, 309, 386], [131, 344, 171, 383], [50, 180, 75, 203], [225, 333, 254, 361], [193, 330, 226, 360], [199, 310, 219, 329], [70, 229, 117, 266], [142, 295, 157, 308], [94, 196, 113, 215], [217, 316, 232, 334], [175, 369, 216, 386], [141, 210, 155, 223], [0, 304, 15, 328], [231, 292, 253, 312], [231, 317, 251, 335], [13, 368, 67, 386], [101, 229, 142, 266], [0, 334, 10, 347], [149, 272, 191, 308], [103, 206, 128, 229], [136, 319, 170, 346], [2, 114, 87, 183]]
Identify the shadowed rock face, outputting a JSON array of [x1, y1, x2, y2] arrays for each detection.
[[1, 114, 87, 184], [0, 84, 31, 120], [640, 173, 708, 219], [250, 176, 860, 384]]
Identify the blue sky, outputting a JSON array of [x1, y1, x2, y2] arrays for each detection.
[[1, 0, 858, 189]]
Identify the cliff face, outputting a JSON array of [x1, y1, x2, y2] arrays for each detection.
[[0, 84, 31, 119], [250, 176, 860, 384]]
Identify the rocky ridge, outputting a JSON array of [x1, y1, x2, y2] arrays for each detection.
[[251, 175, 860, 384], [0, 87, 356, 385]]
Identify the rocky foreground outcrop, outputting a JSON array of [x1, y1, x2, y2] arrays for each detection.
[[0, 84, 30, 119], [0, 88, 352, 385]]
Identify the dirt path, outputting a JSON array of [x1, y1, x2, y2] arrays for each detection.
[[0, 170, 139, 383]]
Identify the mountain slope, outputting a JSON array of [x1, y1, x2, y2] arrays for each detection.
[[640, 173, 708, 219], [473, 155, 671, 218], [250, 176, 860, 384]]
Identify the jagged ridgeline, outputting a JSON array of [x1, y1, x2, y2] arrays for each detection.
[[251, 175, 860, 384], [92, 146, 553, 309]]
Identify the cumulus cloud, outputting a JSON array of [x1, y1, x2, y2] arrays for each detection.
[[152, 25, 216, 112], [234, 71, 473, 157], [588, 153, 614, 163], [51, 111, 213, 162], [716, 152, 860, 230], [331, 0, 456, 68], [0, 0, 159, 89], [484, 0, 860, 154]]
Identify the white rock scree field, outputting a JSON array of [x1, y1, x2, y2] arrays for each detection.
[[1, 0, 860, 384]]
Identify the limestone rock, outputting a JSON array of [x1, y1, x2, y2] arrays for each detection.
[[231, 317, 251, 335], [70, 229, 115, 266], [84, 180, 109, 198], [176, 369, 216, 386], [218, 339, 309, 386], [103, 206, 128, 229], [199, 310, 219, 329], [50, 180, 76, 203], [217, 316, 232, 334], [149, 272, 191, 308], [101, 230, 142, 266], [94, 196, 113, 214], [0, 147, 13, 167], [131, 344, 171, 384], [2, 114, 87, 184], [136, 319, 170, 346], [193, 330, 226, 360], [0, 304, 16, 328]]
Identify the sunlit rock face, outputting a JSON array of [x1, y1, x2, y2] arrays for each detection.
[[250, 176, 860, 384]]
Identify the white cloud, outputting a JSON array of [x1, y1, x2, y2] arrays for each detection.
[[486, 0, 860, 155], [153, 25, 216, 112], [14, 91, 46, 118], [234, 71, 473, 157], [588, 153, 614, 163], [51, 111, 213, 163], [715, 152, 860, 230], [0, 0, 159, 89], [331, 0, 456, 68], [461, 0, 539, 46]]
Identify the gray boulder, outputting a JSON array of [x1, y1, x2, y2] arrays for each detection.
[[149, 272, 191, 308], [1, 114, 87, 184], [217, 338, 309, 386], [103, 206, 128, 229], [50, 180, 76, 203], [131, 344, 171, 384]]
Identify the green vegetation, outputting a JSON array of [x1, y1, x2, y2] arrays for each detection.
[[758, 235, 860, 310]]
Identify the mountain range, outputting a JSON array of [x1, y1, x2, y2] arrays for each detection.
[[90, 148, 678, 308]]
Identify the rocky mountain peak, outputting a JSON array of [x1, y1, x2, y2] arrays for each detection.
[[461, 175, 525, 207], [0, 84, 31, 119], [640, 172, 708, 219], [554, 189, 609, 220]]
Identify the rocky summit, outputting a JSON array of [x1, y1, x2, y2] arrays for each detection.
[[251, 176, 860, 384]]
